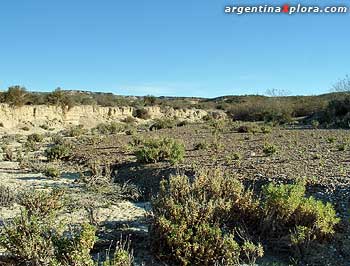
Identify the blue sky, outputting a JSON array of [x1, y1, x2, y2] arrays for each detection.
[[0, 0, 349, 97]]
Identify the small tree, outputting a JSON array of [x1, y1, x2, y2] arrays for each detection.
[[332, 75, 350, 92], [3, 86, 27, 107]]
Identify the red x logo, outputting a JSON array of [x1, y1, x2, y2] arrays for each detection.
[[282, 4, 290, 13]]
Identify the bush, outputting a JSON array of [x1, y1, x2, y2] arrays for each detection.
[[66, 125, 87, 137], [151, 172, 339, 265], [3, 86, 27, 107], [135, 137, 185, 164], [46, 142, 72, 161], [133, 108, 151, 120], [93, 122, 126, 135], [337, 143, 347, 151], [0, 189, 96, 266], [151, 171, 263, 265], [311, 120, 320, 129], [0, 185, 15, 207], [262, 182, 340, 244], [44, 165, 61, 179], [318, 96, 350, 128], [263, 143, 277, 156], [260, 126, 272, 134], [27, 133, 44, 143]]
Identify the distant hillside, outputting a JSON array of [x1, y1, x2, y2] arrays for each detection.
[[1, 86, 349, 124]]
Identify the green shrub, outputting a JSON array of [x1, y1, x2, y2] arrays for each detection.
[[337, 143, 347, 151], [46, 142, 72, 161], [311, 120, 320, 129], [21, 126, 30, 131], [0, 189, 96, 266], [66, 125, 87, 137], [93, 122, 126, 135], [262, 182, 340, 245], [0, 185, 15, 207], [327, 137, 336, 143], [260, 126, 272, 134], [44, 166, 61, 179], [151, 171, 263, 265], [135, 137, 185, 164], [263, 143, 277, 156], [151, 172, 339, 265]]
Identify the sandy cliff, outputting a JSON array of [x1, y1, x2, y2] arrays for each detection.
[[0, 104, 224, 130]]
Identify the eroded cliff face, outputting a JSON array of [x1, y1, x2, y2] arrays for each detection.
[[0, 104, 224, 130]]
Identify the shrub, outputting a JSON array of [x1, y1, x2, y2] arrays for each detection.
[[17, 189, 65, 217], [21, 126, 30, 131], [262, 182, 340, 245], [337, 143, 347, 151], [311, 120, 320, 129], [44, 165, 61, 179], [149, 118, 176, 131], [66, 125, 87, 137], [151, 171, 263, 265], [3, 86, 27, 107], [260, 126, 272, 134], [93, 122, 126, 135], [133, 108, 151, 119], [318, 96, 350, 128], [135, 137, 185, 164], [151, 172, 340, 264], [327, 137, 336, 143], [27, 133, 44, 143], [0, 189, 96, 266], [0, 185, 16, 207], [263, 143, 277, 156], [46, 142, 72, 161]]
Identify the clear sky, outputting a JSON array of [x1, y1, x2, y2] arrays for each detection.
[[0, 0, 349, 98]]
